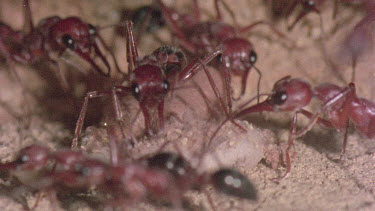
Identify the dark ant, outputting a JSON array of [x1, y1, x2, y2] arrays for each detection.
[[116, 5, 165, 44], [71, 21, 230, 148], [155, 0, 285, 113], [0, 0, 120, 109], [229, 75, 375, 179]]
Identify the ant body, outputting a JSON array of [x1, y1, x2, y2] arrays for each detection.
[[0, 0, 120, 103], [71, 21, 226, 148], [223, 76, 375, 178], [155, 0, 284, 113]]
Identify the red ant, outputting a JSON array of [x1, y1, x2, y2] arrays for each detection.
[[155, 0, 286, 113], [335, 0, 375, 83], [0, 0, 120, 108], [228, 75, 375, 179], [71, 20, 230, 148], [0, 145, 257, 209]]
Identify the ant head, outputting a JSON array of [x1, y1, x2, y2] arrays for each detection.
[[147, 152, 192, 178], [49, 17, 110, 76], [0, 145, 50, 171], [153, 46, 187, 77], [219, 38, 257, 75], [266, 76, 312, 111], [130, 65, 169, 103], [211, 169, 257, 200], [235, 76, 312, 115]]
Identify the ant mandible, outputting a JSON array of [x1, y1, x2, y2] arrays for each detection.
[[71, 21, 227, 148], [155, 0, 285, 114], [0, 0, 120, 101], [228, 76, 375, 179]]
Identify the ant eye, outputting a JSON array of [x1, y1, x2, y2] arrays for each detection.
[[303, 0, 315, 8], [162, 80, 169, 91], [61, 34, 75, 49], [271, 91, 287, 105], [88, 24, 96, 36], [216, 54, 223, 63], [249, 50, 257, 64], [212, 169, 257, 200], [16, 155, 29, 164], [131, 83, 140, 99]]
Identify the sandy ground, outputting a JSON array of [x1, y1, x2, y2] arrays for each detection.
[[0, 0, 375, 210]]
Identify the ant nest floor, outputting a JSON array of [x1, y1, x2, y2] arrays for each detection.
[[1, 0, 375, 210]]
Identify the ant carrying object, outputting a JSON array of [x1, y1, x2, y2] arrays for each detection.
[[155, 0, 285, 114], [216, 75, 375, 179], [0, 0, 120, 100], [71, 20, 229, 148]]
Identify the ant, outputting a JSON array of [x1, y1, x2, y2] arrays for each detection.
[[0, 0, 120, 113], [0, 145, 257, 210], [117, 5, 165, 44], [155, 0, 285, 114], [106, 151, 256, 209], [71, 21, 229, 148], [336, 0, 375, 83], [228, 75, 375, 179]]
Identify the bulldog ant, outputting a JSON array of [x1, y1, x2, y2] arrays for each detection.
[[155, 0, 286, 112], [1, 145, 256, 209], [107, 151, 257, 209], [0, 0, 120, 109], [230, 75, 375, 179], [71, 21, 230, 148], [117, 5, 165, 44]]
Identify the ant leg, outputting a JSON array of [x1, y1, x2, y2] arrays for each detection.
[[201, 62, 230, 117], [214, 0, 238, 25], [155, 0, 197, 52], [22, 0, 34, 33], [288, 10, 308, 31], [239, 20, 286, 38], [125, 21, 138, 71], [72, 90, 112, 148], [192, 0, 201, 21], [299, 109, 334, 128], [97, 34, 124, 77], [158, 101, 165, 133], [333, 0, 339, 19], [279, 110, 299, 180], [222, 66, 233, 114], [351, 56, 357, 83], [340, 119, 350, 160]]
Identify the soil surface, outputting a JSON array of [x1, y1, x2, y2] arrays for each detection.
[[0, 0, 375, 210]]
